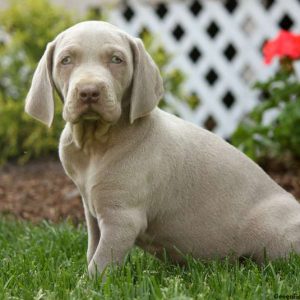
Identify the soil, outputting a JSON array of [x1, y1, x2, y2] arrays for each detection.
[[0, 156, 299, 223], [260, 155, 300, 199], [0, 159, 83, 223]]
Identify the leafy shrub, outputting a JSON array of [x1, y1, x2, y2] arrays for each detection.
[[0, 99, 64, 164], [231, 60, 300, 161], [0, 0, 74, 100], [0, 0, 188, 164], [0, 0, 75, 164]]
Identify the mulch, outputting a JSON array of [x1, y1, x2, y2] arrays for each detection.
[[0, 156, 299, 223], [260, 156, 300, 199], [0, 159, 83, 223]]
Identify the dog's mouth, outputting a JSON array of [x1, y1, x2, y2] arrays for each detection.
[[69, 109, 101, 124], [64, 94, 121, 125], [81, 111, 101, 121]]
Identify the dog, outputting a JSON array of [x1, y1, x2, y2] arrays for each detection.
[[25, 21, 300, 276]]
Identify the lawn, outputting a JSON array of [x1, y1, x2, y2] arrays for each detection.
[[1, 217, 300, 299]]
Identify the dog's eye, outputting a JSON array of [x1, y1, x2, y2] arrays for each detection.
[[61, 56, 72, 65], [111, 55, 123, 64]]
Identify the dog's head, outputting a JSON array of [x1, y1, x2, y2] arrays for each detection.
[[25, 21, 164, 127]]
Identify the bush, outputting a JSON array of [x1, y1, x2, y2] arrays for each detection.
[[0, 0, 74, 100], [0, 99, 65, 164], [0, 0, 75, 164], [231, 59, 300, 161], [0, 0, 188, 165]]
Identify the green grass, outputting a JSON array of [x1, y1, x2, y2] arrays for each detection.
[[1, 218, 300, 300]]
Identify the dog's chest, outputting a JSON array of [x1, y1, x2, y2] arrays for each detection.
[[62, 148, 104, 217]]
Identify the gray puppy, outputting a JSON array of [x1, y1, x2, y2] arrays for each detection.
[[25, 21, 300, 276]]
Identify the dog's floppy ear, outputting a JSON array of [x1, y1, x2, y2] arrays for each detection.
[[25, 41, 56, 127], [129, 38, 164, 124]]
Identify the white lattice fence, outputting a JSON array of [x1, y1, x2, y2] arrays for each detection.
[[108, 0, 300, 137]]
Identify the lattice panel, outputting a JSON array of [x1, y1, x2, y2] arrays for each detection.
[[106, 0, 300, 137]]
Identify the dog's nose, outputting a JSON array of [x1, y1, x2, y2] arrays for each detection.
[[78, 84, 100, 104]]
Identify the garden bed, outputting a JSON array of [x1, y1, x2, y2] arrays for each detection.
[[0, 159, 83, 223], [0, 157, 299, 223]]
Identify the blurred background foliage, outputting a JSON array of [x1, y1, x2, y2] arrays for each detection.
[[0, 0, 73, 164], [0, 0, 186, 165], [1, 0, 299, 166], [231, 61, 300, 162]]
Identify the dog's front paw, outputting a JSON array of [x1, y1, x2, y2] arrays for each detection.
[[88, 260, 107, 282], [88, 261, 98, 278]]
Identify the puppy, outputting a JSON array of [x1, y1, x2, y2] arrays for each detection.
[[25, 21, 300, 276]]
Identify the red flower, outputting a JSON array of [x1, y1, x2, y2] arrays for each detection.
[[263, 30, 300, 64]]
